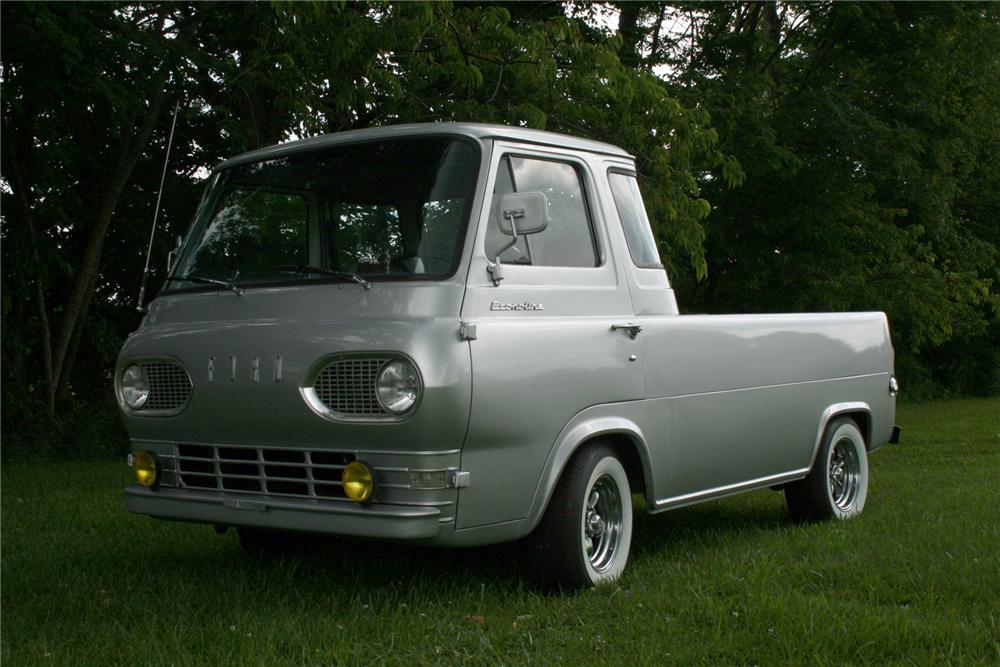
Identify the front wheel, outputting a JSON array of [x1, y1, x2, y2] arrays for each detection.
[[526, 444, 633, 589], [785, 417, 869, 522]]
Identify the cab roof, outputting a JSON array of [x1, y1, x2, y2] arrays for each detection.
[[215, 122, 633, 172]]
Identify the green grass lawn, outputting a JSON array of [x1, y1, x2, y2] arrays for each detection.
[[3, 398, 998, 665]]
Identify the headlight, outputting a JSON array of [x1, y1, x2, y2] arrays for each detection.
[[376, 359, 421, 414], [121, 364, 150, 409]]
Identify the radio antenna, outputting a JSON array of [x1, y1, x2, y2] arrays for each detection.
[[136, 99, 181, 312]]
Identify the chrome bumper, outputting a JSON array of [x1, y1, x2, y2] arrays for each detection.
[[124, 486, 442, 540]]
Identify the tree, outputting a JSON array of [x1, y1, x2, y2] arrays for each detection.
[[1, 3, 204, 418], [620, 1, 1000, 395]]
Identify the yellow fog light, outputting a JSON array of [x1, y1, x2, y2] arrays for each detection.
[[134, 451, 159, 488], [342, 460, 374, 503]]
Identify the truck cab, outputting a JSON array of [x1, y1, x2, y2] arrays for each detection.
[[119, 123, 898, 588]]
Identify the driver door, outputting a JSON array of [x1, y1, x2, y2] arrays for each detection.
[[456, 144, 644, 529]]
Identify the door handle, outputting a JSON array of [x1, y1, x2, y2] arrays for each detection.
[[610, 323, 642, 339]]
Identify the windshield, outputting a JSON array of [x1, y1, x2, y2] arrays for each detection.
[[168, 137, 479, 291]]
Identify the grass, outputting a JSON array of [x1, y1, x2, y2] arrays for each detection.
[[2, 398, 998, 665]]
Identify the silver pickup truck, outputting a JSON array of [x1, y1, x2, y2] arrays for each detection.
[[118, 123, 900, 588]]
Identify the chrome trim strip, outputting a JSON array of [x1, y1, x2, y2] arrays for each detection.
[[126, 486, 441, 517], [654, 373, 885, 401], [167, 444, 455, 505], [382, 499, 455, 508], [299, 352, 423, 424], [653, 468, 811, 512], [130, 438, 461, 457], [809, 401, 872, 464], [168, 455, 350, 470], [116, 355, 194, 417]]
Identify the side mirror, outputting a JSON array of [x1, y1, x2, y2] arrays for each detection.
[[487, 192, 550, 287], [166, 235, 182, 273], [497, 191, 549, 236]]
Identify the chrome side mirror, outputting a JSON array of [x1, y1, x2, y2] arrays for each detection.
[[488, 192, 549, 286], [497, 191, 549, 236]]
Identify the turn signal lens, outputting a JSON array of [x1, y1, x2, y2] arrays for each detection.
[[411, 470, 449, 489], [134, 451, 159, 487], [342, 460, 375, 503]]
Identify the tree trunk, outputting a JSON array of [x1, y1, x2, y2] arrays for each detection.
[[45, 68, 170, 414], [761, 1, 783, 84], [617, 2, 643, 69], [0, 109, 59, 418]]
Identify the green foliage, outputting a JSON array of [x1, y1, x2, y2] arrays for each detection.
[[2, 2, 999, 453], [655, 2, 1000, 397]]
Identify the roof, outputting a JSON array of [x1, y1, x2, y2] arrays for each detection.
[[215, 122, 633, 171]]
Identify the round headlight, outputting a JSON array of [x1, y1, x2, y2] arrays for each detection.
[[342, 460, 375, 503], [376, 359, 421, 415], [134, 451, 159, 487], [121, 364, 150, 409]]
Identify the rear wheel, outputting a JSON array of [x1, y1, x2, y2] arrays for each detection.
[[526, 444, 633, 589], [786, 417, 869, 522]]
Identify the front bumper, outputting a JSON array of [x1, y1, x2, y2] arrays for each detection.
[[124, 486, 442, 540]]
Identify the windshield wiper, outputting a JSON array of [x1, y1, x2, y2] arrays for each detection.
[[164, 274, 244, 296], [272, 264, 371, 290]]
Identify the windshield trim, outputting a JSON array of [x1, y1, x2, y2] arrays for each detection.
[[161, 134, 483, 296]]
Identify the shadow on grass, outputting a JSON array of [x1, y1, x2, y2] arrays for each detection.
[[228, 532, 531, 593], [122, 494, 796, 597], [630, 495, 793, 561]]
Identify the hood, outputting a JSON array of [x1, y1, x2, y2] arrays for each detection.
[[116, 281, 472, 452]]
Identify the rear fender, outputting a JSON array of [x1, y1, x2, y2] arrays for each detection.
[[810, 402, 872, 467]]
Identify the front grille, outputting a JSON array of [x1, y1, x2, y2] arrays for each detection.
[[312, 357, 388, 417], [175, 444, 353, 499], [141, 361, 192, 411]]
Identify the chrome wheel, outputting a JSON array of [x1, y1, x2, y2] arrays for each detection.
[[829, 436, 861, 511], [527, 445, 633, 588], [583, 474, 624, 573], [786, 417, 869, 522]]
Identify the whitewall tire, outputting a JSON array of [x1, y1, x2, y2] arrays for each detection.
[[527, 444, 633, 589], [786, 417, 869, 522]]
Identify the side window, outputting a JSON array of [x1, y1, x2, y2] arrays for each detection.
[[485, 156, 598, 267], [608, 172, 662, 268]]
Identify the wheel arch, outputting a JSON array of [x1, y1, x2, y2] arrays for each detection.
[[525, 414, 654, 534], [809, 402, 872, 468]]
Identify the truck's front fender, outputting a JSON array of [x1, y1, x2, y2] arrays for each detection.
[[523, 403, 662, 534]]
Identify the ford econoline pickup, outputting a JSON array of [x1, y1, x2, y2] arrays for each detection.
[[118, 123, 900, 588]]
